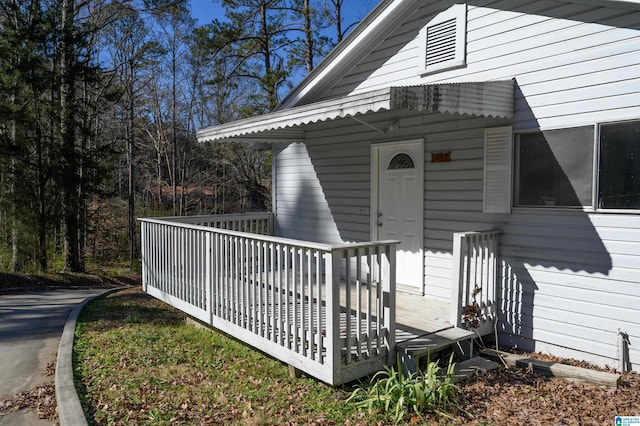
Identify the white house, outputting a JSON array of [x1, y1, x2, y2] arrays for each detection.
[[141, 0, 640, 384]]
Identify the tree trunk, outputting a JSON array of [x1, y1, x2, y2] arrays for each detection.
[[127, 60, 136, 271], [304, 0, 313, 72], [260, 1, 277, 111], [60, 0, 82, 272]]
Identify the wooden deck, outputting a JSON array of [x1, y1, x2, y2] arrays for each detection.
[[141, 213, 500, 384], [394, 290, 453, 342]]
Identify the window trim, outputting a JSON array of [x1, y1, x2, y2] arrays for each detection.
[[418, 3, 467, 76]]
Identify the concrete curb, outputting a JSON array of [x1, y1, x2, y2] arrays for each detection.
[[55, 287, 126, 426]]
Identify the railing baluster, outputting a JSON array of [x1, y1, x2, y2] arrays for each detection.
[[284, 244, 291, 349], [366, 246, 372, 358], [344, 248, 352, 364], [315, 249, 323, 362], [307, 248, 314, 360], [292, 247, 298, 352], [276, 243, 283, 346], [258, 240, 264, 337], [300, 247, 306, 357], [270, 241, 276, 342], [356, 247, 362, 361], [226, 234, 232, 321], [376, 248, 382, 354]]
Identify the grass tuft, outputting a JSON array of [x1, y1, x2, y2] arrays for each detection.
[[346, 354, 459, 423]]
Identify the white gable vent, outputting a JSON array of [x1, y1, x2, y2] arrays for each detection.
[[419, 4, 467, 75], [426, 18, 457, 66]]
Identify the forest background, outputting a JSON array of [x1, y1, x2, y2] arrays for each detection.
[[0, 0, 370, 274]]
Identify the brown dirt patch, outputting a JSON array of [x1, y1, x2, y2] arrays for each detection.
[[0, 272, 137, 296], [444, 361, 640, 425]]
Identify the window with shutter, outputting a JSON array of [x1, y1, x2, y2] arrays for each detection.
[[418, 4, 467, 75]]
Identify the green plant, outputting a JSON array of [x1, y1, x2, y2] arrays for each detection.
[[346, 354, 459, 423]]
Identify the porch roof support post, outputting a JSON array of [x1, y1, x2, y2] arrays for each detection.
[[325, 250, 341, 384], [383, 243, 396, 365], [267, 212, 274, 236], [450, 232, 465, 328]]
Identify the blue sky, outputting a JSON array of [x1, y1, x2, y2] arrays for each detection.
[[188, 0, 378, 29]]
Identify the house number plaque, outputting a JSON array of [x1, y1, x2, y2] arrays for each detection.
[[431, 151, 451, 163]]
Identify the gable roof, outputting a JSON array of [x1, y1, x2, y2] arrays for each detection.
[[197, 0, 640, 143], [279, 0, 640, 110]]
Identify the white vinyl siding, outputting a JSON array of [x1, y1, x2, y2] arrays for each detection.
[[273, 0, 640, 371], [322, 1, 640, 129], [275, 112, 511, 300], [273, 142, 343, 244], [499, 210, 640, 367], [274, 111, 640, 370]]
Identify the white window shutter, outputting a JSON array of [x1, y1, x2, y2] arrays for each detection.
[[483, 126, 513, 214]]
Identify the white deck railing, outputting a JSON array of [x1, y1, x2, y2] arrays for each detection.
[[451, 230, 501, 336], [140, 214, 397, 385]]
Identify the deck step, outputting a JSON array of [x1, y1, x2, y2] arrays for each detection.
[[451, 356, 499, 383], [397, 327, 475, 375]]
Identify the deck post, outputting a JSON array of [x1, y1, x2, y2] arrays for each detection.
[[383, 243, 396, 365], [267, 212, 274, 236], [450, 232, 465, 328], [205, 232, 213, 324], [141, 221, 148, 292], [325, 250, 341, 384]]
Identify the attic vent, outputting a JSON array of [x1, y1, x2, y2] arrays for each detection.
[[418, 4, 467, 75], [425, 18, 457, 67]]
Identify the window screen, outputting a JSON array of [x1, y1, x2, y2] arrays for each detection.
[[599, 120, 640, 209], [515, 127, 593, 207]]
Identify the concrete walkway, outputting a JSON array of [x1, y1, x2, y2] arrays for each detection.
[[0, 289, 110, 425]]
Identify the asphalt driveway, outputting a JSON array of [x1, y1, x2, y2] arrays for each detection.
[[0, 289, 108, 425]]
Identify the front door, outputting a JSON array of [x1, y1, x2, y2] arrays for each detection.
[[372, 140, 424, 292]]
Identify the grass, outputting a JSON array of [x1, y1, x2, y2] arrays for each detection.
[[73, 288, 392, 425], [71, 286, 640, 425]]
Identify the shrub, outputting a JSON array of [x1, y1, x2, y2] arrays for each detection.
[[346, 354, 458, 423]]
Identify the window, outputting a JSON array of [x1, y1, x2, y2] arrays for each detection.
[[599, 120, 640, 209], [487, 120, 640, 212], [388, 153, 415, 169], [418, 4, 467, 75], [514, 127, 594, 208]]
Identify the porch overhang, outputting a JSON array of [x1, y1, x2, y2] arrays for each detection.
[[196, 80, 515, 143]]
